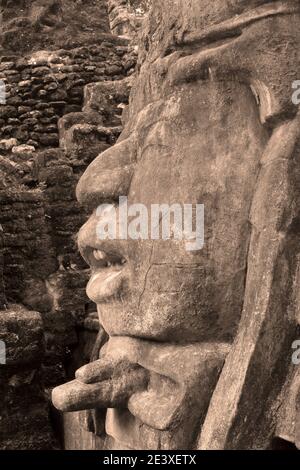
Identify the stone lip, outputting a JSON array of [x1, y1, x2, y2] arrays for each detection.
[[52, 336, 230, 449]]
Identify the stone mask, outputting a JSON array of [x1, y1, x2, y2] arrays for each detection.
[[53, 1, 300, 450]]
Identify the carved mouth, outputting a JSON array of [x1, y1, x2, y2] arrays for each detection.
[[85, 248, 126, 269], [84, 247, 127, 303]]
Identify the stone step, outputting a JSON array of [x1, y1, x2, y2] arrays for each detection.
[[83, 78, 132, 127], [61, 122, 122, 163]]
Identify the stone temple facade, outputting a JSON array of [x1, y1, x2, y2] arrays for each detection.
[[1, 0, 300, 451]]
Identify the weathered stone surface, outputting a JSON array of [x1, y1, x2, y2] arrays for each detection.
[[2, 0, 299, 453], [53, 337, 229, 449], [108, 0, 150, 37], [0, 306, 43, 365], [62, 411, 105, 450], [277, 365, 300, 446], [0, 138, 18, 151], [0, 307, 57, 449], [0, 0, 138, 451], [0, 42, 132, 150], [0, 0, 110, 54], [296, 386, 300, 449], [52, 0, 300, 451]]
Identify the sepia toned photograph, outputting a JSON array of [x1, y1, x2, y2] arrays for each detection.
[[0, 0, 300, 459]]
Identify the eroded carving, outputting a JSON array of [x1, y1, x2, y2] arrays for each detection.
[[52, 0, 300, 450]]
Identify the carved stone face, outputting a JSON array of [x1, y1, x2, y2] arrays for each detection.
[[77, 82, 267, 344], [76, 0, 300, 345], [53, 1, 300, 450], [73, 78, 268, 449]]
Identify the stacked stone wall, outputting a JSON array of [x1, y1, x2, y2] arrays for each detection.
[[0, 0, 147, 450], [0, 39, 135, 149]]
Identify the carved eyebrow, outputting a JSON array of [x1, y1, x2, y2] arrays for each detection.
[[163, 1, 300, 86], [180, 1, 300, 48]]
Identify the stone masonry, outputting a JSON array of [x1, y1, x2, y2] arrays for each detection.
[[0, 0, 149, 449]]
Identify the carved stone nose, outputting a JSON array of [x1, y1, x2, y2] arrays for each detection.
[[76, 136, 137, 208]]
